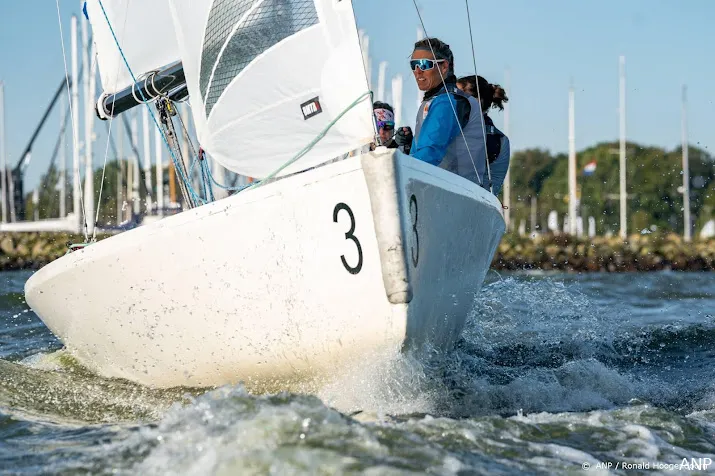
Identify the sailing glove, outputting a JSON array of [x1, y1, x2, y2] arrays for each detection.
[[394, 127, 413, 153]]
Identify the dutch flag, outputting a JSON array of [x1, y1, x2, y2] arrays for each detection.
[[583, 160, 597, 176]]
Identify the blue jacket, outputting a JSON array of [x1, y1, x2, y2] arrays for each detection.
[[410, 82, 470, 166]]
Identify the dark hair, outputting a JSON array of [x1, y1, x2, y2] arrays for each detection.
[[413, 37, 454, 74], [372, 101, 394, 113], [456, 75, 509, 111]]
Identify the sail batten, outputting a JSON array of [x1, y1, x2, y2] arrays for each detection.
[[169, 0, 373, 179]]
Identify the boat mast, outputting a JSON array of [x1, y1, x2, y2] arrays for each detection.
[[681, 85, 691, 242], [416, 28, 424, 110], [142, 107, 153, 212], [391, 75, 403, 127], [130, 113, 141, 215], [503, 68, 511, 231], [619, 56, 627, 240], [377, 62, 387, 102], [84, 21, 96, 236], [59, 92, 66, 218], [0, 82, 6, 224], [117, 124, 124, 225], [71, 15, 81, 232], [155, 125, 164, 217], [568, 84, 577, 236]]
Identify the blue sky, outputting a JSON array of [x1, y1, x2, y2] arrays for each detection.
[[1, 0, 714, 190]]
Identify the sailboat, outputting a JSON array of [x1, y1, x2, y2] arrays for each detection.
[[24, 0, 505, 389]]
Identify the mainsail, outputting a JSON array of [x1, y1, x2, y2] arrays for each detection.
[[85, 0, 180, 95], [168, 0, 374, 178]]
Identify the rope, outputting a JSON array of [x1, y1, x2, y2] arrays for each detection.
[[410, 0, 482, 186], [204, 163, 254, 192], [464, 0, 493, 193], [97, 0, 204, 207], [172, 106, 208, 204], [55, 0, 88, 241], [198, 150, 215, 202]]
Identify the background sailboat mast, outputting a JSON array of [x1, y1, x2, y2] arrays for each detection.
[[619, 55, 627, 239], [503, 68, 511, 230], [391, 75, 403, 127], [0, 82, 6, 223], [416, 28, 424, 110], [71, 15, 81, 232], [681, 85, 691, 242], [117, 126, 124, 225], [376, 62, 387, 102], [131, 112, 140, 215], [155, 127, 164, 216], [568, 85, 577, 236], [59, 93, 66, 218], [142, 108, 153, 212], [81, 12, 95, 235]]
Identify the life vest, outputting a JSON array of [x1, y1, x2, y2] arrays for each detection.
[[484, 114, 505, 164], [414, 85, 487, 186]]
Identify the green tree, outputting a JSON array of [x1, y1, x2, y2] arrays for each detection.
[[508, 141, 714, 236]]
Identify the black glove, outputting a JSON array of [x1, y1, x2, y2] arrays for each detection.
[[394, 127, 413, 153]]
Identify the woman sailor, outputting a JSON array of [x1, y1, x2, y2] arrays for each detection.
[[456, 75, 511, 195], [398, 37, 488, 188]]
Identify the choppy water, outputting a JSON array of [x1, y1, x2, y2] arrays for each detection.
[[1, 270, 714, 475]]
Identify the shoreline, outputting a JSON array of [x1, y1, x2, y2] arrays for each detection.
[[491, 233, 714, 272], [1, 231, 713, 273]]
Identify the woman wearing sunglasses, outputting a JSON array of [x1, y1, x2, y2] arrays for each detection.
[[408, 38, 488, 188]]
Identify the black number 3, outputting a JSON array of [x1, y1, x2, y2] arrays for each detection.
[[333, 203, 363, 274], [410, 194, 419, 267]]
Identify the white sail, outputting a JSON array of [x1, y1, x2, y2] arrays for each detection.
[[168, 0, 374, 178], [85, 0, 180, 94]]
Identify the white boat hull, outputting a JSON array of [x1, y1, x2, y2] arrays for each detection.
[[25, 149, 504, 389]]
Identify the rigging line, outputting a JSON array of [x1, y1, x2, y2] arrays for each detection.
[[55, 0, 88, 240], [410, 0, 482, 186], [173, 106, 212, 203], [464, 0, 492, 192], [93, 1, 131, 241]]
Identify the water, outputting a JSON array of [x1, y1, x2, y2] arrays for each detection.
[[1, 270, 714, 475]]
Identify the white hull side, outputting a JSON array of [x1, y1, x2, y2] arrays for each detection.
[[25, 149, 504, 389], [399, 156, 504, 348]]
